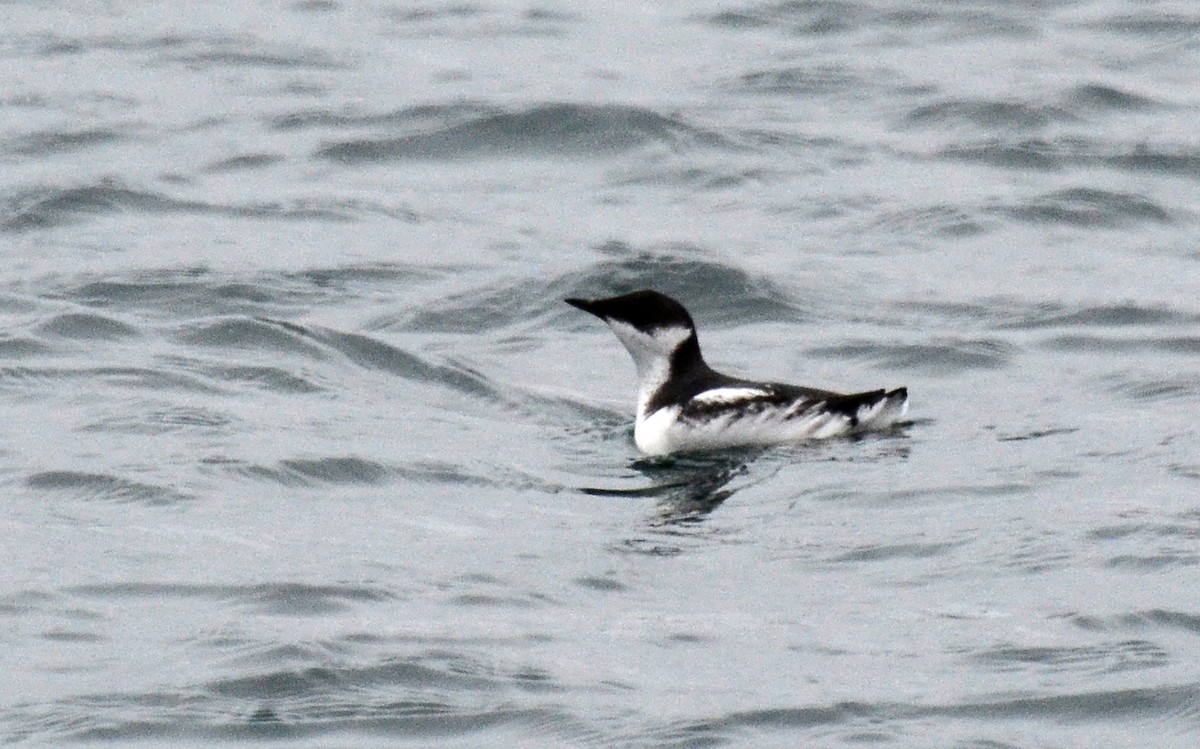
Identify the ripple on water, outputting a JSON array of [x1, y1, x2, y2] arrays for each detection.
[[278, 457, 392, 485], [25, 470, 192, 505], [939, 136, 1200, 176], [655, 682, 1200, 745], [904, 98, 1078, 131], [212, 455, 391, 488], [706, 1, 875, 34], [0, 183, 208, 231], [995, 427, 1079, 444], [613, 161, 788, 192], [11, 644, 575, 744], [201, 152, 285, 173], [0, 181, 393, 232], [731, 64, 869, 96], [712, 2, 1039, 38], [1085, 508, 1200, 569], [51, 266, 432, 319], [572, 575, 627, 593], [65, 581, 396, 618], [1087, 12, 1200, 36], [151, 35, 351, 72], [864, 203, 989, 240], [6, 127, 128, 156], [391, 247, 806, 334], [570, 244, 806, 325], [176, 317, 330, 357], [448, 575, 557, 610], [36, 312, 141, 340], [1107, 374, 1198, 403], [1001, 302, 1192, 329], [186, 363, 325, 394], [1073, 609, 1200, 637], [971, 640, 1170, 676], [0, 336, 56, 358], [833, 540, 965, 563], [268, 319, 505, 403], [82, 406, 234, 435], [906, 81, 1160, 136], [314, 102, 729, 162], [807, 339, 1011, 374], [998, 187, 1172, 227], [270, 101, 484, 131], [1040, 335, 1200, 355], [0, 365, 221, 394], [1067, 82, 1160, 111]]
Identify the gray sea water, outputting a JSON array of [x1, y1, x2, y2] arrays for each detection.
[[3, 1, 1200, 746]]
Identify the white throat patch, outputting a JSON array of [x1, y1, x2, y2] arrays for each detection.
[[604, 321, 692, 417]]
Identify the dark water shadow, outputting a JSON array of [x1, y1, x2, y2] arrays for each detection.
[[587, 421, 916, 551], [8, 646, 578, 744], [314, 102, 730, 162], [582, 450, 762, 529], [652, 680, 1200, 746], [640, 452, 764, 525]]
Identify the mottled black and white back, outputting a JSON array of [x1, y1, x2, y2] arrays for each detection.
[[566, 289, 908, 455]]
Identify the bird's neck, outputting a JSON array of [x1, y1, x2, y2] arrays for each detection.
[[635, 333, 710, 418]]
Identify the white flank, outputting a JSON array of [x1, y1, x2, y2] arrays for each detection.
[[634, 389, 909, 456], [635, 403, 847, 456], [691, 387, 770, 405]]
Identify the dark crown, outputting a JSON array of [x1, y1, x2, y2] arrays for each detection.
[[564, 289, 695, 333]]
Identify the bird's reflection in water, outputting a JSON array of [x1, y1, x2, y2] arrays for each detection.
[[632, 452, 763, 525], [582, 424, 915, 556], [583, 451, 759, 517], [582, 449, 768, 556]]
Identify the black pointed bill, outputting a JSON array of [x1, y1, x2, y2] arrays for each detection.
[[564, 297, 604, 318]]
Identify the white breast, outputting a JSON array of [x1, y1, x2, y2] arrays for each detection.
[[634, 406, 682, 456]]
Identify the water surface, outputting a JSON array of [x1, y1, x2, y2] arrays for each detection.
[[3, 1, 1199, 746]]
